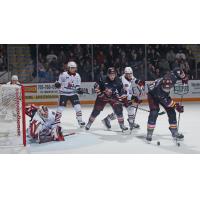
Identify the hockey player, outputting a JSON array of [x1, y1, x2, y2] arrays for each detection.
[[102, 67, 144, 130], [85, 67, 128, 131], [146, 68, 188, 142], [7, 75, 20, 85], [26, 105, 64, 143], [54, 61, 85, 127], [8, 75, 19, 85]]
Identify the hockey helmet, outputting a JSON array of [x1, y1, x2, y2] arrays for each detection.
[[38, 105, 48, 119], [124, 67, 133, 74], [162, 75, 173, 90], [11, 75, 18, 81], [67, 61, 77, 68], [107, 67, 116, 75]]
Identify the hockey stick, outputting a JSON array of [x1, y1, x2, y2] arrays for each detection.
[[63, 132, 76, 137], [131, 86, 143, 126], [174, 83, 189, 131], [63, 87, 90, 94], [130, 105, 165, 115], [177, 93, 183, 132], [102, 94, 166, 116]]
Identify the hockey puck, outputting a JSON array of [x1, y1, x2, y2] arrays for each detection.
[[157, 141, 160, 146]]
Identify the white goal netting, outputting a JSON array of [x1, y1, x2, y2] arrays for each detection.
[[0, 84, 26, 148]]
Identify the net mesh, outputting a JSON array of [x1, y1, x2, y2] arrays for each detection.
[[0, 84, 25, 148]]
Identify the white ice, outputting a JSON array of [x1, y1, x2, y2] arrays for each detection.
[[0, 102, 200, 153]]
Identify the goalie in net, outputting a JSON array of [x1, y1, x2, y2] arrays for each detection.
[[0, 75, 26, 146], [26, 105, 65, 144]]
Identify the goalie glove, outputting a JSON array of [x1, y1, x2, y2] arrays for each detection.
[[55, 81, 61, 89]]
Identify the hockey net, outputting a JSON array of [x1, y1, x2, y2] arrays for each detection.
[[0, 84, 26, 147]]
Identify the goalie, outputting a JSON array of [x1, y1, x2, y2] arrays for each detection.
[[26, 105, 64, 143]]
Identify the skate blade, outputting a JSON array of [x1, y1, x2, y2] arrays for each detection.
[[101, 120, 111, 130], [121, 130, 130, 135]]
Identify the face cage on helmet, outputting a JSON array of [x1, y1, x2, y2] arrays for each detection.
[[39, 107, 48, 119]]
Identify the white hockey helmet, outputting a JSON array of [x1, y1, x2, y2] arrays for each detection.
[[11, 75, 18, 81], [124, 67, 133, 74], [67, 61, 77, 68], [38, 105, 48, 119]]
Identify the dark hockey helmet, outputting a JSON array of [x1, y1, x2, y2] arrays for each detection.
[[173, 67, 185, 79], [162, 75, 173, 90], [107, 67, 116, 75]]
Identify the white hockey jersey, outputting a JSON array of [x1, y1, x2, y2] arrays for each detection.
[[6, 81, 21, 85], [58, 72, 81, 96], [121, 75, 142, 100], [31, 109, 57, 133]]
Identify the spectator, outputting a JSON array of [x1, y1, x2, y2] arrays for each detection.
[[166, 49, 176, 68], [46, 50, 57, 64], [96, 51, 105, 65], [158, 57, 170, 75]]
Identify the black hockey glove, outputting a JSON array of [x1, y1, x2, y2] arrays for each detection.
[[55, 81, 61, 89], [76, 88, 84, 94], [175, 103, 184, 113]]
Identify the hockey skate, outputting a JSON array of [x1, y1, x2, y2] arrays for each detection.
[[146, 129, 153, 143], [78, 120, 85, 128], [102, 117, 111, 129], [127, 119, 140, 130], [120, 124, 128, 133], [169, 128, 184, 140], [85, 122, 92, 130]]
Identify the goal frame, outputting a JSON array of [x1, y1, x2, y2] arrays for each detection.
[[0, 84, 26, 146]]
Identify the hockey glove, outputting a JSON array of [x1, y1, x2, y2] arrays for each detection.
[[131, 96, 142, 104], [76, 88, 84, 94], [175, 103, 184, 113], [118, 94, 127, 102], [182, 74, 189, 85], [135, 79, 145, 88], [55, 81, 61, 89]]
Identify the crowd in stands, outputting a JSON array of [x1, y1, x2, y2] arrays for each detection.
[[36, 44, 146, 82], [0, 45, 7, 72], [36, 44, 196, 82], [146, 44, 195, 80], [0, 44, 197, 82]]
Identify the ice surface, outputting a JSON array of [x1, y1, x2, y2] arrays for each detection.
[[0, 102, 200, 154]]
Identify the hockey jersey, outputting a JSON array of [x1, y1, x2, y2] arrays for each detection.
[[31, 109, 57, 131], [58, 72, 81, 96], [96, 76, 125, 98], [147, 70, 182, 108], [120, 75, 142, 100]]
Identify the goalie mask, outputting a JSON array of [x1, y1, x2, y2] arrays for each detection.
[[38, 106, 48, 119]]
